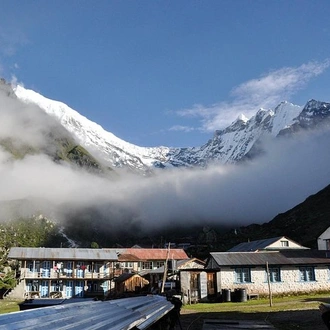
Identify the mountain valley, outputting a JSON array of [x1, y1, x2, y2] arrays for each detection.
[[0, 78, 330, 257]]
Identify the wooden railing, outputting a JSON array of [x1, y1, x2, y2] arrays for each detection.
[[22, 269, 114, 279]]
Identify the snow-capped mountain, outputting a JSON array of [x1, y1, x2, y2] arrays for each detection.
[[13, 84, 330, 172], [14, 85, 170, 174]]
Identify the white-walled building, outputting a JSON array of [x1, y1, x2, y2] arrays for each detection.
[[318, 228, 330, 250], [228, 236, 309, 252], [205, 249, 330, 297]]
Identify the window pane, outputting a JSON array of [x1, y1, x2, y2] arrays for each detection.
[[269, 268, 280, 282], [299, 267, 314, 281], [235, 268, 250, 283]]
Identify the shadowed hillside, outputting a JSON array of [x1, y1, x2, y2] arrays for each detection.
[[217, 183, 330, 251]]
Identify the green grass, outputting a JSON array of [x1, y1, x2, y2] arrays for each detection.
[[183, 293, 329, 313], [0, 300, 23, 314], [181, 293, 330, 330]]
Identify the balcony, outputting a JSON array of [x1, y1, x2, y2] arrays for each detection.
[[22, 268, 113, 280]]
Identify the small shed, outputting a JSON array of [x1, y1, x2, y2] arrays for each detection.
[[114, 273, 149, 294]]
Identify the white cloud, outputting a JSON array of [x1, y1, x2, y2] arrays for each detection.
[[169, 125, 195, 133], [176, 60, 330, 132], [10, 74, 24, 87]]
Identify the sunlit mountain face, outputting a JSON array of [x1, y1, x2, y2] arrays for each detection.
[[13, 83, 330, 173]]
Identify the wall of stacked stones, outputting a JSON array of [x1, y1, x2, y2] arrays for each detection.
[[217, 266, 330, 295]]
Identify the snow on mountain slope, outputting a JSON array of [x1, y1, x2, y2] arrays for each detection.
[[166, 102, 302, 166], [270, 101, 302, 136], [14, 84, 330, 172], [14, 85, 170, 173]]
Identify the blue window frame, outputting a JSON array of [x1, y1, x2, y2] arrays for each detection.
[[299, 266, 315, 282], [235, 268, 251, 283], [267, 267, 281, 282]]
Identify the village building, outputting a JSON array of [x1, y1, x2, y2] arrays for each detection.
[[204, 249, 330, 298], [317, 227, 330, 250], [177, 237, 329, 303], [228, 236, 309, 252], [117, 248, 188, 274], [7, 247, 118, 299], [6, 246, 189, 300], [140, 257, 206, 297]]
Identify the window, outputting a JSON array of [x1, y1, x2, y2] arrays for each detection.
[[141, 262, 152, 270], [281, 240, 289, 247], [155, 261, 164, 268], [326, 240, 330, 250], [235, 268, 251, 283], [299, 266, 315, 282], [120, 262, 133, 268], [267, 267, 281, 282]]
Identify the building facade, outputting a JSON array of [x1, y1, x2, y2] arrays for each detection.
[[205, 250, 330, 297], [7, 247, 189, 299], [8, 247, 118, 299], [318, 227, 330, 250]]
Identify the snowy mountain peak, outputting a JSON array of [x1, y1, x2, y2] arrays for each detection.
[[11, 83, 330, 172], [13, 84, 170, 173], [237, 113, 249, 122]]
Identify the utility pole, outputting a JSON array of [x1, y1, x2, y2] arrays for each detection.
[[266, 262, 273, 307], [161, 243, 171, 293]]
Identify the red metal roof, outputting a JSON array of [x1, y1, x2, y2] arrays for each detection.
[[124, 248, 188, 260]]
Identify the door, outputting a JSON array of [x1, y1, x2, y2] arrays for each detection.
[[66, 281, 73, 298], [75, 280, 84, 297], [76, 262, 85, 278], [41, 261, 51, 278], [40, 280, 49, 297], [207, 272, 216, 296]]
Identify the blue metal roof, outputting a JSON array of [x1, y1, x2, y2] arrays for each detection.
[[0, 295, 174, 330]]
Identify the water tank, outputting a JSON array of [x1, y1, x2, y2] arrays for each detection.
[[235, 288, 247, 302], [222, 289, 231, 302]]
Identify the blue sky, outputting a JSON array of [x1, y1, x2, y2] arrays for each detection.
[[1, 0, 330, 147]]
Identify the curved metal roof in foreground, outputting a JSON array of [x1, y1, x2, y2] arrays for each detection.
[[0, 295, 175, 330]]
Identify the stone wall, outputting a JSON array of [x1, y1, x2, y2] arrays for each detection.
[[217, 265, 330, 295]]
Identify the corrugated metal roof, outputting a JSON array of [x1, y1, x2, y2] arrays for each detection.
[[0, 295, 174, 330], [8, 247, 188, 262], [228, 236, 309, 252], [227, 236, 309, 252], [124, 248, 188, 260], [142, 258, 205, 275], [114, 273, 144, 283], [228, 237, 283, 252], [8, 247, 118, 261], [207, 250, 330, 268], [280, 249, 330, 264], [118, 253, 144, 262], [208, 251, 289, 267]]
